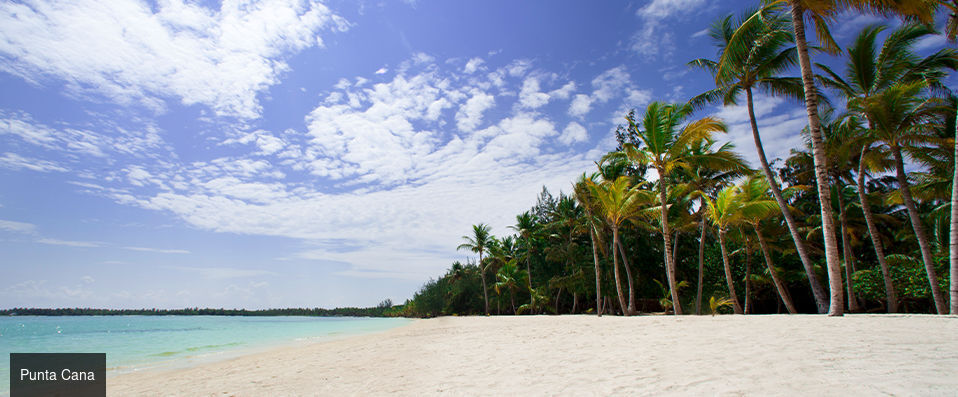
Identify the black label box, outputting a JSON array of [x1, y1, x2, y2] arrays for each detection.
[[10, 353, 105, 397]]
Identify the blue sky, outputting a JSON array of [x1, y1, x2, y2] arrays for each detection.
[[0, 0, 952, 309]]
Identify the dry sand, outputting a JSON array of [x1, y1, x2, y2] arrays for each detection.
[[109, 314, 958, 396]]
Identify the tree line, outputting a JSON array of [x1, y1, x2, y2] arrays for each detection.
[[2, 300, 400, 317], [397, 0, 958, 318]]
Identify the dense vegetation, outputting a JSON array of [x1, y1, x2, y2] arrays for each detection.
[[1, 300, 402, 317], [399, 1, 958, 318]]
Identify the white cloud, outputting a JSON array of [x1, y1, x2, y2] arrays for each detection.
[[37, 238, 103, 248], [463, 57, 485, 74], [0, 152, 67, 172], [0, 0, 349, 119], [456, 90, 496, 132], [631, 0, 706, 59], [592, 66, 631, 103], [549, 81, 576, 100], [569, 94, 593, 118], [375, 67, 388, 75], [712, 94, 807, 168], [0, 219, 37, 234], [123, 246, 191, 254], [636, 0, 706, 18], [518, 77, 551, 109], [559, 122, 589, 145]]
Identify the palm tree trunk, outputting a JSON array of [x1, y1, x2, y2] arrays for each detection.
[[617, 239, 636, 314], [787, 3, 845, 316], [718, 228, 744, 314], [857, 145, 898, 312], [611, 227, 630, 316], [555, 288, 561, 314], [755, 228, 798, 313], [952, 105, 958, 314], [673, 231, 681, 286], [745, 85, 828, 313], [591, 228, 603, 317], [658, 168, 683, 315], [526, 254, 533, 308], [480, 253, 489, 315], [744, 234, 752, 314], [572, 292, 578, 314], [891, 144, 947, 313], [697, 216, 706, 315], [836, 185, 862, 312]]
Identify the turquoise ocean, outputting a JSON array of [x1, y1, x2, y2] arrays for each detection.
[[0, 315, 410, 394]]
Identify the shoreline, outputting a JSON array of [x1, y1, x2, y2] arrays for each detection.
[[108, 314, 958, 396]]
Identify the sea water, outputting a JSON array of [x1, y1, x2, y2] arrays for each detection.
[[0, 315, 410, 394]]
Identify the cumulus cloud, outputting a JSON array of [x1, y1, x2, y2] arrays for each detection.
[[631, 0, 706, 59], [456, 90, 496, 132], [0, 0, 349, 119], [569, 94, 593, 118], [559, 121, 589, 145], [463, 57, 485, 74]]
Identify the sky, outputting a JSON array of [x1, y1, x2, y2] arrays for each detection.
[[0, 0, 953, 309]]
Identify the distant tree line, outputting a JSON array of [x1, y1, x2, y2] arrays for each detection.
[[1, 300, 405, 317]]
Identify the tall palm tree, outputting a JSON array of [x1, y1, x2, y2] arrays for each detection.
[[510, 211, 537, 302], [858, 82, 950, 313], [690, 8, 830, 313], [617, 102, 739, 315], [941, 0, 958, 315], [744, 0, 937, 316], [586, 175, 656, 315], [458, 223, 494, 315], [574, 173, 609, 316], [818, 23, 958, 311]]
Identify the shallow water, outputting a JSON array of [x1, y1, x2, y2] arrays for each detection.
[[0, 315, 410, 393]]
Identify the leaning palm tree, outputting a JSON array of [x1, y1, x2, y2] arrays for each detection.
[[690, 8, 830, 313], [740, 0, 937, 316], [615, 102, 738, 315], [457, 223, 494, 315], [494, 259, 526, 314], [857, 81, 950, 313], [586, 175, 656, 315]]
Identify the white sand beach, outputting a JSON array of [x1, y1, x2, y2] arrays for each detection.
[[108, 314, 958, 396]]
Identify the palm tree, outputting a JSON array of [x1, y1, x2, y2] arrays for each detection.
[[743, 0, 937, 316], [705, 184, 746, 314], [617, 102, 738, 315], [586, 175, 656, 315], [941, 0, 958, 315], [574, 173, 609, 316], [690, 8, 830, 312], [458, 223, 494, 315], [818, 23, 958, 311], [510, 211, 537, 302], [858, 82, 950, 313], [678, 139, 749, 314], [495, 259, 526, 314], [735, 174, 800, 313]]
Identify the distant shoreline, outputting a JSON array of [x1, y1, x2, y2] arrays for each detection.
[[0, 307, 404, 317]]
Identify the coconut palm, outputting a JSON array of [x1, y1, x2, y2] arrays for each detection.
[[705, 184, 747, 314], [494, 259, 526, 314], [735, 174, 800, 313], [616, 102, 739, 315], [510, 211, 537, 304], [574, 173, 610, 316], [677, 139, 749, 314], [586, 175, 657, 315], [690, 8, 831, 312], [857, 82, 951, 313], [818, 23, 958, 311], [457, 223, 494, 315], [740, 0, 937, 316]]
